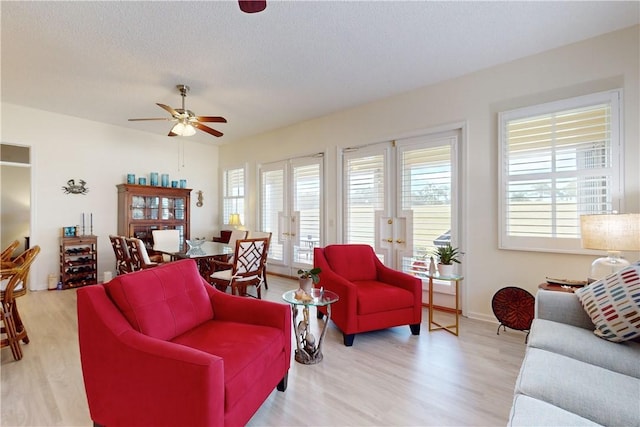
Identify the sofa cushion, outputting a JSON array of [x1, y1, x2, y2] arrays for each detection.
[[515, 347, 640, 427], [529, 318, 640, 378], [105, 259, 213, 341], [171, 320, 284, 413], [323, 245, 377, 281], [356, 280, 415, 315], [575, 262, 640, 342], [508, 394, 603, 427]]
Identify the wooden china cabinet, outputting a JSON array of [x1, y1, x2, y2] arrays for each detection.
[[116, 184, 191, 250]]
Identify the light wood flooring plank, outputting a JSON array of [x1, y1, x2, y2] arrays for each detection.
[[1, 275, 526, 426]]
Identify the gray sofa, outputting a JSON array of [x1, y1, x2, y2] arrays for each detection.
[[508, 289, 640, 426]]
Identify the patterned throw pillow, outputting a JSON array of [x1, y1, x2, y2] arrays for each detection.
[[575, 262, 640, 342]]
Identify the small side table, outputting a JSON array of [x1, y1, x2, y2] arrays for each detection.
[[538, 282, 585, 293], [427, 273, 463, 336], [282, 289, 339, 365]]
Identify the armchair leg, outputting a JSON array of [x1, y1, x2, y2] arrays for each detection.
[[343, 333, 355, 347], [410, 323, 420, 335], [277, 373, 288, 392]]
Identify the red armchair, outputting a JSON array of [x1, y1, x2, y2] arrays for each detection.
[[77, 259, 291, 427], [314, 244, 422, 346]]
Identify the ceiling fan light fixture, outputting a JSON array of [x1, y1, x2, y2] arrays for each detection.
[[171, 121, 196, 136]]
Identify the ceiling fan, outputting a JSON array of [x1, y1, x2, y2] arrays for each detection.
[[128, 84, 227, 138]]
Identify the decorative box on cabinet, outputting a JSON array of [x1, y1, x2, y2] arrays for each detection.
[[60, 235, 98, 289], [116, 184, 191, 250]]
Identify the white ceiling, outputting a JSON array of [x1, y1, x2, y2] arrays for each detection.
[[2, 1, 638, 145]]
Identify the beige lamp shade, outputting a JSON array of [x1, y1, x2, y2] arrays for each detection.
[[580, 213, 640, 251], [228, 213, 242, 227]]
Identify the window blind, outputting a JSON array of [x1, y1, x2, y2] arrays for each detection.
[[499, 90, 622, 252]]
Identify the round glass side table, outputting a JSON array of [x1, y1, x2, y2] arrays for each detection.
[[282, 288, 339, 365]]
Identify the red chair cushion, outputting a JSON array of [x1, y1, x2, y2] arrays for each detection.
[[171, 320, 285, 412], [356, 280, 415, 315], [105, 259, 213, 341], [323, 245, 378, 281]]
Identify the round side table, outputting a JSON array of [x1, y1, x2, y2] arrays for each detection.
[[282, 289, 339, 365]]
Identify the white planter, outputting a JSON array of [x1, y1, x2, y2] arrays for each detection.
[[298, 278, 313, 293], [437, 263, 454, 277]]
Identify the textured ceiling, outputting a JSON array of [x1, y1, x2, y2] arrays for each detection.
[[1, 1, 638, 144]]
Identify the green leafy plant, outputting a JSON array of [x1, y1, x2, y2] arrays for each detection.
[[434, 244, 460, 265], [297, 267, 322, 284]]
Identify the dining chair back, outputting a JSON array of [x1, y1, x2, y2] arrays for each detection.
[[1, 245, 40, 360], [109, 235, 133, 275], [246, 231, 272, 289], [227, 230, 248, 250], [1, 240, 20, 263], [152, 229, 181, 262], [125, 238, 159, 271], [210, 238, 268, 298]]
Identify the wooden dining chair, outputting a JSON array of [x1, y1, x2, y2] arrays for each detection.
[[210, 238, 269, 299], [1, 240, 20, 264], [1, 245, 40, 360], [125, 238, 159, 271], [109, 235, 133, 275]]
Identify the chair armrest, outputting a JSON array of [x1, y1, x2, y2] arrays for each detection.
[[535, 289, 594, 330], [210, 259, 232, 270], [77, 286, 225, 426], [376, 261, 422, 293]]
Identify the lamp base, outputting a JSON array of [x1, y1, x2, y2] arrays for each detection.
[[588, 251, 630, 282]]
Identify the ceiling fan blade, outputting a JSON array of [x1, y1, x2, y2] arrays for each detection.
[[128, 117, 172, 121], [157, 103, 179, 117], [193, 122, 223, 137], [168, 130, 178, 137], [195, 116, 227, 123]]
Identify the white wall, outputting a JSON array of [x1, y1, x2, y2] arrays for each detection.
[[0, 105, 220, 290], [219, 25, 640, 321]]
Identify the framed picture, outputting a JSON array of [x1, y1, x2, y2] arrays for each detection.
[[62, 226, 76, 237]]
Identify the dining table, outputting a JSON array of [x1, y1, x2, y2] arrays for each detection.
[[156, 241, 234, 283]]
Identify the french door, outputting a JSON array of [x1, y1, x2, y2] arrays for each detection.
[[342, 130, 461, 276], [259, 156, 323, 275]]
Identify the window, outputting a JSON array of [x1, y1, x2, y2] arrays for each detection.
[[222, 167, 245, 225], [499, 90, 622, 253]]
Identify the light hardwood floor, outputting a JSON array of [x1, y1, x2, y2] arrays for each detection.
[[1, 275, 526, 426]]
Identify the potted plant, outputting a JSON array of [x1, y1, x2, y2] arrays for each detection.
[[297, 267, 321, 293], [434, 244, 460, 277]]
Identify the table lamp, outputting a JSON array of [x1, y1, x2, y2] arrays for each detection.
[[228, 213, 242, 228], [580, 213, 640, 281]]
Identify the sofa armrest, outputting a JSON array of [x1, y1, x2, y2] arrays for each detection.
[[535, 289, 594, 330], [205, 284, 290, 330], [77, 285, 225, 427]]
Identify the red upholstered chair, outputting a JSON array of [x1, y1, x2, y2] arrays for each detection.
[[77, 259, 291, 427], [314, 244, 422, 346]]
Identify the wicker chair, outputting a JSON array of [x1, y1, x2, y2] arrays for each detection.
[[1, 245, 40, 360]]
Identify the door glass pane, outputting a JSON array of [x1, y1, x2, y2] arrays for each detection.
[[399, 143, 452, 273], [293, 163, 321, 265], [260, 168, 284, 262], [343, 152, 385, 246]]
